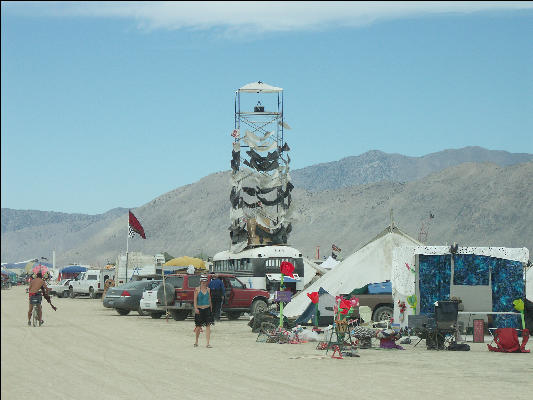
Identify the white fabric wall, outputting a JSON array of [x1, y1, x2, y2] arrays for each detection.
[[391, 246, 530, 328], [527, 267, 533, 301]]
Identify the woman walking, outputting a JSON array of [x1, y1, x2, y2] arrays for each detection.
[[194, 275, 214, 348]]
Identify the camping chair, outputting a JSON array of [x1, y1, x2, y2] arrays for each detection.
[[431, 301, 459, 350], [487, 328, 530, 353]]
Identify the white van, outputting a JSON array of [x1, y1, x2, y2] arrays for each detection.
[[69, 269, 114, 298]]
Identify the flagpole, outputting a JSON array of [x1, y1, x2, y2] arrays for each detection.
[[126, 211, 129, 283]]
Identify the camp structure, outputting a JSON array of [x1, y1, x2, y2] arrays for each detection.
[[391, 246, 530, 329], [283, 223, 420, 318], [294, 287, 335, 326], [229, 81, 294, 253]]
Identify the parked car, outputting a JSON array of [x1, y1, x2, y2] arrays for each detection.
[[140, 273, 270, 321], [103, 280, 161, 316], [48, 279, 72, 298], [140, 276, 182, 319], [70, 269, 115, 299]]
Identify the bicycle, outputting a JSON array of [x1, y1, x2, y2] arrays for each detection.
[[32, 304, 41, 327], [29, 295, 43, 327]]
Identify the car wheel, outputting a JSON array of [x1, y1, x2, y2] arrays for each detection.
[[57, 292, 62, 298], [69, 288, 76, 298], [89, 287, 96, 299], [116, 309, 130, 316], [63, 290, 70, 298], [226, 311, 242, 320], [171, 310, 189, 321], [373, 305, 394, 323], [150, 312, 164, 319], [251, 299, 268, 315], [138, 307, 146, 316]]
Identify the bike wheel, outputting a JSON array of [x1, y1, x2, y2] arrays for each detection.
[[32, 306, 39, 327]]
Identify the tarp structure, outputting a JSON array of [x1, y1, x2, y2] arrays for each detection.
[[283, 224, 420, 318], [294, 287, 335, 326], [163, 256, 206, 270], [391, 246, 530, 328], [321, 256, 340, 270], [59, 265, 88, 280]]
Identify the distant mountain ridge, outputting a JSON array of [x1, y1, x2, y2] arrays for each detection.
[[2, 147, 532, 265], [291, 146, 533, 191]]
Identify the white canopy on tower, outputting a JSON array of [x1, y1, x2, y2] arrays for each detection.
[[238, 81, 283, 93]]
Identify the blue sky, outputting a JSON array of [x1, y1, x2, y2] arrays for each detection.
[[2, 2, 532, 214]]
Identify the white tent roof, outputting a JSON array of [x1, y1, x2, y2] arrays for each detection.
[[303, 257, 327, 287], [320, 256, 340, 270], [284, 225, 420, 318], [238, 81, 283, 93]]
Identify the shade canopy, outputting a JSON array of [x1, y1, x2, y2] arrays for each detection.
[[163, 256, 206, 270], [60, 265, 88, 274], [238, 81, 283, 93]]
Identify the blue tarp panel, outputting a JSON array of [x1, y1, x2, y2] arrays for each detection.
[[368, 281, 392, 294], [419, 254, 451, 315]]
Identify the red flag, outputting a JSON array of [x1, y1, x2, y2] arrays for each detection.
[[129, 211, 146, 239]]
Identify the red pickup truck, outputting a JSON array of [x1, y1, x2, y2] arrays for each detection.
[[150, 273, 271, 321]]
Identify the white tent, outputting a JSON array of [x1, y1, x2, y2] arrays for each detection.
[[283, 225, 420, 318], [303, 257, 327, 287], [320, 256, 340, 270]]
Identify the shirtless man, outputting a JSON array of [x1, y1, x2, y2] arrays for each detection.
[[28, 272, 48, 326]]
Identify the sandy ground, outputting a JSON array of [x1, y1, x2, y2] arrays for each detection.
[[1, 286, 532, 400]]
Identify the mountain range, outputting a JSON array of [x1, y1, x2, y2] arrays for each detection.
[[2, 146, 532, 266]]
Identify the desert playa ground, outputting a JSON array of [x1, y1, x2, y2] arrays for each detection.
[[1, 286, 531, 400]]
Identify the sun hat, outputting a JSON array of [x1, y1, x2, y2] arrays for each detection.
[[200, 275, 208, 282]]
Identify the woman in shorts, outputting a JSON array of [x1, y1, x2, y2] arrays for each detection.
[[194, 275, 214, 348]]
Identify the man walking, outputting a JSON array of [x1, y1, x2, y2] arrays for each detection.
[[208, 273, 225, 321]]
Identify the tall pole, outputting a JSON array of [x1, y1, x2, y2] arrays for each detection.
[[126, 213, 129, 283]]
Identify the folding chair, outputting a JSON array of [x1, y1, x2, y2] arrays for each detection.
[[325, 318, 357, 356], [432, 301, 459, 350]]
